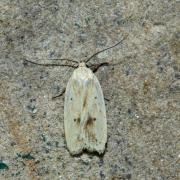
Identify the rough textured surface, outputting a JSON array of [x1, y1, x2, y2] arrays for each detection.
[[0, 0, 179, 179]]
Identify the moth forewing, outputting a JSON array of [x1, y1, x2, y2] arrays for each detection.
[[64, 63, 107, 155]]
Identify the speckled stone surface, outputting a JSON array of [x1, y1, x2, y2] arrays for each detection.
[[0, 0, 179, 179]]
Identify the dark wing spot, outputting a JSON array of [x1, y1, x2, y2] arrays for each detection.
[[70, 98, 73, 100], [74, 117, 80, 125], [95, 96, 97, 99], [77, 117, 80, 124], [84, 115, 97, 142], [84, 116, 94, 129], [83, 93, 88, 108]]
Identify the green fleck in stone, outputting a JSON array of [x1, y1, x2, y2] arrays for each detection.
[[0, 162, 9, 170]]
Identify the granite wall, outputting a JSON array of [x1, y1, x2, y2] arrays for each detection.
[[0, 0, 179, 179]]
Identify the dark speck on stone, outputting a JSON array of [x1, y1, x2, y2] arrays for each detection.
[[124, 66, 132, 76], [27, 105, 36, 113], [126, 174, 132, 179], [48, 51, 55, 58], [20, 79, 27, 87], [45, 149, 49, 154], [128, 109, 132, 115], [23, 60, 28, 66], [126, 69, 130, 76], [111, 164, 119, 174], [175, 73, 180, 79], [27, 99, 37, 114], [43, 112, 47, 118], [46, 142, 52, 146], [10, 141, 16, 146], [125, 156, 132, 166], [40, 71, 49, 80], [157, 61, 160, 66], [11, 171, 21, 176], [158, 66, 164, 73], [100, 170, 105, 179], [17, 153, 35, 160], [41, 134, 46, 142], [98, 158, 104, 167], [55, 141, 59, 147], [30, 98, 36, 102]]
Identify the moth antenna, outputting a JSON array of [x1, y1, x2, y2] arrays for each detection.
[[48, 58, 79, 64], [85, 35, 128, 64], [24, 59, 78, 68]]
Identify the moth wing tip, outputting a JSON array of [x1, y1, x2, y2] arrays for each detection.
[[68, 147, 83, 156]]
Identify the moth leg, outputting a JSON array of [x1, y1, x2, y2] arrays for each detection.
[[89, 62, 109, 73], [89, 60, 126, 73], [104, 97, 110, 101], [52, 87, 66, 99]]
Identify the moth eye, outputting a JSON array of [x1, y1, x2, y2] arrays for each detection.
[[74, 118, 76, 122], [93, 118, 96, 121]]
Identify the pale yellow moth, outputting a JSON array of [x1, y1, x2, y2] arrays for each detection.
[[64, 62, 107, 155], [24, 38, 126, 155]]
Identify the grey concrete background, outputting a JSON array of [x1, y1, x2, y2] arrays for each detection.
[[0, 0, 179, 179]]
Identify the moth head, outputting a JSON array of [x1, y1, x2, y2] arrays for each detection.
[[79, 62, 86, 67]]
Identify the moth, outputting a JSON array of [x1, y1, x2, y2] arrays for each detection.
[[24, 37, 126, 155], [64, 61, 107, 155]]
